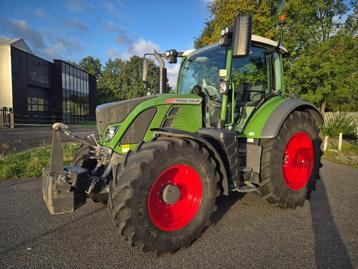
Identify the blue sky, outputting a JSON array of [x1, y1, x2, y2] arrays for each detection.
[[0, 0, 211, 61], [0, 0, 211, 84]]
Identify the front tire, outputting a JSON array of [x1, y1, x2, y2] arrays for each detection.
[[73, 139, 97, 171], [73, 138, 107, 203], [108, 138, 220, 253], [258, 111, 322, 208]]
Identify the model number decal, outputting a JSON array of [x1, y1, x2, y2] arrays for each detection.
[[165, 98, 202, 105]]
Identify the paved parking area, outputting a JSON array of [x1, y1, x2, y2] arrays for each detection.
[[0, 160, 357, 268]]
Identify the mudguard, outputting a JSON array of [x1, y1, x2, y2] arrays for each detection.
[[244, 97, 323, 139], [260, 98, 323, 138]]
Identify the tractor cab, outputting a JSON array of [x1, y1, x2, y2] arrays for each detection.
[[177, 37, 287, 131]]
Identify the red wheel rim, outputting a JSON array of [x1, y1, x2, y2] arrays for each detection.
[[148, 164, 202, 232], [282, 131, 314, 191]]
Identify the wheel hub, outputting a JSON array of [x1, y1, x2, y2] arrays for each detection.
[[282, 131, 314, 191], [148, 164, 202, 232], [161, 184, 181, 205]]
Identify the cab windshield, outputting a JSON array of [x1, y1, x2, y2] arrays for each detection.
[[178, 44, 226, 98]]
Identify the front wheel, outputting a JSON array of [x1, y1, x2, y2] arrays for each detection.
[[258, 111, 322, 208], [108, 138, 220, 253]]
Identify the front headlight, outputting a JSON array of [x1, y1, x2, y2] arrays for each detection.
[[105, 126, 118, 142]]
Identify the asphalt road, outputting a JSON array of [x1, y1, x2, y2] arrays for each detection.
[[0, 160, 357, 269]]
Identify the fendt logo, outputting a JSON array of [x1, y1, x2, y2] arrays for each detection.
[[164, 98, 202, 105]]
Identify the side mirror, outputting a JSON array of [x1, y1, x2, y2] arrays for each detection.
[[231, 14, 252, 57], [142, 58, 149, 82]]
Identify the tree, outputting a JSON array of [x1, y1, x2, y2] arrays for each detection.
[[78, 56, 102, 79], [195, 0, 282, 48], [287, 33, 358, 111], [195, 0, 357, 111], [97, 56, 158, 104]]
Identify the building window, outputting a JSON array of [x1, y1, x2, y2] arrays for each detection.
[[27, 97, 49, 112], [61, 62, 91, 123]]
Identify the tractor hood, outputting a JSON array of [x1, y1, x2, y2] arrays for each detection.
[[96, 96, 154, 137]]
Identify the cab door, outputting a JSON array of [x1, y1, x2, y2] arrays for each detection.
[[231, 45, 278, 132]]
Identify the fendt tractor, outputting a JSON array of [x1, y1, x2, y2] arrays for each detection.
[[43, 13, 323, 253]]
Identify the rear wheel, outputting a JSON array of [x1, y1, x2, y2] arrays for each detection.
[[258, 111, 322, 208], [108, 138, 220, 253]]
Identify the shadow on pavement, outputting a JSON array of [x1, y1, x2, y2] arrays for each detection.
[[211, 191, 245, 224], [310, 179, 352, 268]]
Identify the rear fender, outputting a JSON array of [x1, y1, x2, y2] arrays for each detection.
[[260, 99, 323, 138], [244, 97, 323, 139]]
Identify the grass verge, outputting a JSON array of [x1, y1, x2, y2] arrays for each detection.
[[0, 143, 80, 179], [323, 138, 358, 168]]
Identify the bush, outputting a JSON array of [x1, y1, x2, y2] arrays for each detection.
[[0, 143, 80, 179], [322, 112, 358, 138]]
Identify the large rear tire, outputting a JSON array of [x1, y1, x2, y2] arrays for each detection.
[[258, 111, 322, 208], [108, 138, 220, 253]]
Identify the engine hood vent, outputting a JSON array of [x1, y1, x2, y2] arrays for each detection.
[[96, 96, 154, 137]]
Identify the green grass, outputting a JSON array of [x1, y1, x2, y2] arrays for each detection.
[[323, 138, 358, 168], [0, 143, 80, 179]]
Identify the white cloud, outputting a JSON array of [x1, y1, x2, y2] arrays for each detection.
[[4, 19, 45, 49], [166, 63, 180, 87], [122, 38, 159, 59], [106, 48, 121, 59], [130, 38, 159, 56], [3, 19, 83, 60], [43, 37, 83, 59]]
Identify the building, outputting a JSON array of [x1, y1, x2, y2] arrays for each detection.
[[0, 37, 96, 125]]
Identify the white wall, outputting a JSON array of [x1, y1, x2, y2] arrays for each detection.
[[0, 46, 13, 108]]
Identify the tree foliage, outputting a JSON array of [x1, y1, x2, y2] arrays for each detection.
[[195, 0, 358, 111], [77, 55, 158, 105], [79, 56, 102, 79]]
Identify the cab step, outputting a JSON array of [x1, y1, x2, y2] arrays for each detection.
[[231, 181, 258, 193]]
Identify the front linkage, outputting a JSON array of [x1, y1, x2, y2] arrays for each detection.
[[42, 123, 121, 214]]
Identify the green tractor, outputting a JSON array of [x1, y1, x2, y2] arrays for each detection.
[[42, 14, 323, 253]]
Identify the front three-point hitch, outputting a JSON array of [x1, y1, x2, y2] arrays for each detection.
[[42, 123, 112, 214]]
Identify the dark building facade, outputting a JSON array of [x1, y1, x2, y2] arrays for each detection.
[[53, 60, 96, 123], [0, 38, 96, 124]]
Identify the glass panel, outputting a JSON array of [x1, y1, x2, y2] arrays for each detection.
[[66, 66, 70, 89], [178, 44, 226, 95], [232, 46, 270, 131], [62, 72, 65, 88], [232, 46, 269, 98]]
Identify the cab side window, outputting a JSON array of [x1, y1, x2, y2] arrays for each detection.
[[231, 46, 273, 104]]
